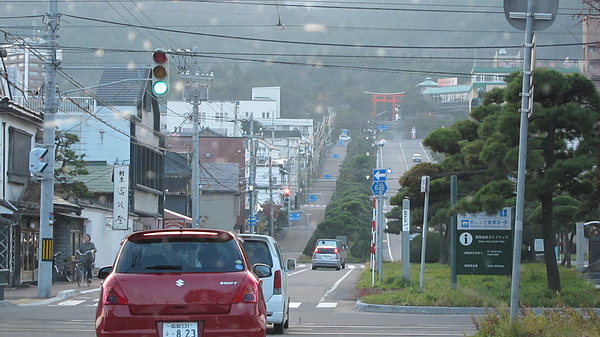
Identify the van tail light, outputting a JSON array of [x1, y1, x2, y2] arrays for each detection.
[[233, 276, 259, 303], [273, 270, 282, 295], [334, 248, 339, 254], [101, 276, 128, 305]]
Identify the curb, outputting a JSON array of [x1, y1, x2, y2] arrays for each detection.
[[355, 301, 487, 315], [0, 287, 100, 307], [355, 301, 600, 316]]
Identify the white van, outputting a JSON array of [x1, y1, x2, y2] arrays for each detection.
[[240, 234, 296, 334]]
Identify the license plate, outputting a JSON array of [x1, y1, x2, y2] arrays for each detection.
[[162, 322, 198, 337]]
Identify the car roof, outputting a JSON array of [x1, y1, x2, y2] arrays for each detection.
[[126, 228, 238, 242], [239, 234, 276, 242]]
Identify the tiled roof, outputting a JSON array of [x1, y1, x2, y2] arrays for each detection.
[[422, 85, 471, 95], [95, 68, 150, 106], [72, 161, 114, 193]]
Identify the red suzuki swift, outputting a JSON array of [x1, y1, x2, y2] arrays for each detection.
[[95, 229, 270, 337]]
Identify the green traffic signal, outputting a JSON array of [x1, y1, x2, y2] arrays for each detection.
[[152, 81, 168, 96]]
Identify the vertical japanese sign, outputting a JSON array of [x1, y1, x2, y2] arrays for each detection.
[[113, 165, 130, 230]]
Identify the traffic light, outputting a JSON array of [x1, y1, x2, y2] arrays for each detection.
[[283, 187, 291, 204], [151, 49, 169, 96], [29, 147, 48, 174]]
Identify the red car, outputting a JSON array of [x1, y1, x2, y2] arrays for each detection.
[[95, 229, 270, 337]]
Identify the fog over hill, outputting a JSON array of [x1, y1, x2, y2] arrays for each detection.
[[0, 0, 588, 118]]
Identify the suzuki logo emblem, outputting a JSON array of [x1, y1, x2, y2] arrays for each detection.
[[175, 279, 184, 287]]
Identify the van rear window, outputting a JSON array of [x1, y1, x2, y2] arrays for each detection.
[[243, 241, 274, 267]]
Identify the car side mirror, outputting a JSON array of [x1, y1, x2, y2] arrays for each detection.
[[253, 263, 272, 278], [97, 266, 113, 279], [286, 258, 296, 271]]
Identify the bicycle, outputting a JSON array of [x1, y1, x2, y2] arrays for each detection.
[[52, 251, 78, 283], [74, 249, 94, 286]]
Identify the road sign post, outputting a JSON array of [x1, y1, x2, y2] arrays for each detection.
[[504, 0, 558, 321]]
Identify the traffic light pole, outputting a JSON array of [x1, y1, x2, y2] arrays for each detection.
[[38, 0, 59, 298]]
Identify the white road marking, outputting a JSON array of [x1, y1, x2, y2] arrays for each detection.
[[320, 268, 354, 302], [56, 300, 86, 306], [316, 302, 337, 308]]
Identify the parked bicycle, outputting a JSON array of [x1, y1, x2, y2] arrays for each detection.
[[52, 251, 77, 283]]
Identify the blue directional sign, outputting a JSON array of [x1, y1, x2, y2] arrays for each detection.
[[289, 212, 301, 221], [324, 174, 331, 180], [377, 125, 388, 131], [307, 195, 317, 202], [373, 169, 387, 182], [332, 154, 339, 159], [371, 181, 388, 196], [247, 216, 257, 226]]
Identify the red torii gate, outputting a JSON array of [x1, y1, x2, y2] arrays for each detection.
[[366, 92, 404, 121]]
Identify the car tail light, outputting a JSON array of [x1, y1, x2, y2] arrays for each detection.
[[334, 248, 339, 254], [313, 247, 319, 254], [101, 277, 128, 305], [233, 276, 259, 303], [273, 270, 282, 295]]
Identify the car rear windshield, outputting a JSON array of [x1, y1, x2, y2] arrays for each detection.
[[243, 240, 274, 267], [116, 236, 244, 274]]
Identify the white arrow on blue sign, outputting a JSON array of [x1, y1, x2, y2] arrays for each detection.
[[289, 212, 301, 221], [371, 181, 388, 196], [373, 169, 387, 181]]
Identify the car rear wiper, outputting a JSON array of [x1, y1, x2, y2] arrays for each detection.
[[145, 265, 183, 270]]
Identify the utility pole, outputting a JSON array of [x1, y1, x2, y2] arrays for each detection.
[[248, 115, 256, 234], [38, 0, 59, 298], [269, 157, 275, 237], [182, 51, 212, 228], [191, 64, 200, 228]]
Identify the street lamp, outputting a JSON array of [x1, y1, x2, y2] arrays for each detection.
[[295, 209, 311, 240]]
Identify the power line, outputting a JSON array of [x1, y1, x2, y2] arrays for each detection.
[[61, 14, 585, 51]]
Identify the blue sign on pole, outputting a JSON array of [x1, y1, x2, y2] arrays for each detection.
[[373, 169, 387, 182], [377, 125, 388, 131], [324, 174, 331, 180], [371, 181, 388, 196], [289, 212, 301, 221], [308, 195, 317, 202], [332, 154, 339, 159], [247, 216, 257, 226]]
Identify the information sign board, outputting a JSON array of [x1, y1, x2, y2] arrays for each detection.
[[456, 207, 513, 275]]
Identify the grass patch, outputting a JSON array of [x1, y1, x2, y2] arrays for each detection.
[[357, 262, 600, 335], [356, 262, 600, 308]]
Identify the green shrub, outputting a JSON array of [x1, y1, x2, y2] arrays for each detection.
[[409, 232, 441, 263]]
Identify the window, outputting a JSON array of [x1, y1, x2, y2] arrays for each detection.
[[133, 144, 163, 191], [8, 127, 32, 183]]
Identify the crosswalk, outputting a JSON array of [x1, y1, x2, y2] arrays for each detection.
[[51, 297, 341, 309], [49, 264, 364, 308]]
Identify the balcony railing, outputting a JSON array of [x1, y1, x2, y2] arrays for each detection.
[[13, 96, 96, 114]]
